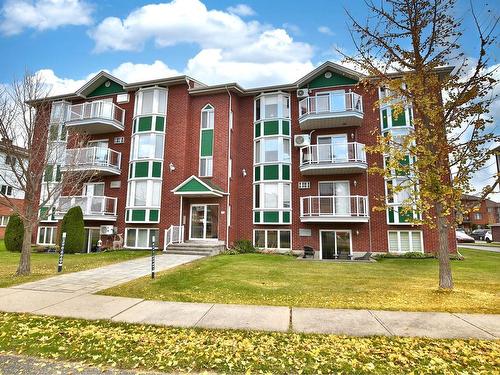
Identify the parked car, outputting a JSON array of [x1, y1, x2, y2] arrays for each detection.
[[485, 231, 492, 243], [456, 231, 475, 243], [471, 228, 489, 241]]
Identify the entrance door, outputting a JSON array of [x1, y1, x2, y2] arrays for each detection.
[[84, 183, 105, 213], [83, 228, 101, 253], [317, 134, 348, 163], [320, 230, 352, 259], [88, 140, 109, 165], [190, 204, 218, 240]]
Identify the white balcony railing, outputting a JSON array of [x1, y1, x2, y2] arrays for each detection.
[[301, 195, 369, 218], [299, 92, 363, 117], [65, 147, 121, 172], [67, 100, 125, 126], [300, 142, 366, 166], [57, 196, 117, 217], [163, 225, 185, 251]]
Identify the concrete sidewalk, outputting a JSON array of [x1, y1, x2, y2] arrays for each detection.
[[458, 244, 500, 253], [0, 287, 498, 339]]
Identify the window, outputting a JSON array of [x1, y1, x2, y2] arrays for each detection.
[[254, 137, 291, 163], [254, 94, 290, 121], [388, 231, 423, 253], [253, 229, 291, 250], [135, 88, 168, 116], [127, 180, 162, 208], [199, 105, 214, 177], [255, 182, 291, 209], [0, 185, 13, 197], [4, 155, 16, 167], [132, 133, 164, 160], [298, 181, 310, 189], [37, 226, 56, 245], [125, 228, 159, 248], [474, 213, 482, 220], [0, 215, 9, 227], [50, 102, 69, 123]]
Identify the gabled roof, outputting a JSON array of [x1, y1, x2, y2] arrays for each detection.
[[75, 71, 127, 98], [171, 175, 227, 197], [295, 61, 364, 88]]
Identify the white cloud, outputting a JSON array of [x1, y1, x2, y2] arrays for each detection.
[[226, 3, 255, 16], [36, 69, 87, 95], [0, 0, 93, 36], [318, 26, 334, 36]]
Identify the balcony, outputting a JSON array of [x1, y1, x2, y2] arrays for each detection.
[[299, 92, 363, 130], [65, 101, 125, 134], [55, 196, 117, 221], [62, 147, 121, 176], [300, 195, 369, 222], [299, 142, 367, 175]]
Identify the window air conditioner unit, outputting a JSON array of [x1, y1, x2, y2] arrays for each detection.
[[297, 88, 309, 98], [100, 225, 115, 236], [294, 134, 311, 147]]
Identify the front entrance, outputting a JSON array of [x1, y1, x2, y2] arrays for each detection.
[[83, 227, 101, 253], [320, 230, 352, 259], [189, 204, 219, 240]]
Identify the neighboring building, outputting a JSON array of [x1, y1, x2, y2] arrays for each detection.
[[0, 139, 26, 239], [459, 194, 500, 233], [31, 62, 456, 257]]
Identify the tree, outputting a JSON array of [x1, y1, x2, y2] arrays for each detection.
[[0, 72, 94, 274], [4, 213, 24, 252], [59, 206, 85, 254], [343, 0, 499, 289]]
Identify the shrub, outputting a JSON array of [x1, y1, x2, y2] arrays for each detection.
[[60, 206, 85, 254], [232, 239, 256, 253], [220, 248, 239, 255], [4, 213, 24, 252]]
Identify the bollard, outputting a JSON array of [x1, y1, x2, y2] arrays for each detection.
[[151, 235, 156, 279], [57, 232, 66, 273]]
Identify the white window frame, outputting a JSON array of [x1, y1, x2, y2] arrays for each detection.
[[131, 132, 165, 161], [125, 228, 159, 249], [254, 136, 291, 164], [126, 180, 162, 209], [134, 87, 168, 116], [254, 182, 291, 209], [253, 229, 292, 250], [0, 185, 13, 197], [0, 215, 9, 227], [387, 230, 424, 253], [37, 226, 56, 246], [254, 93, 290, 122], [199, 104, 215, 177]]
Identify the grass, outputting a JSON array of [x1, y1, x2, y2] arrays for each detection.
[[101, 248, 500, 313], [0, 313, 498, 374], [0, 240, 149, 288]]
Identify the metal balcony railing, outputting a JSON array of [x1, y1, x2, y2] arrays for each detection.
[[299, 92, 363, 118], [300, 142, 366, 167], [56, 196, 117, 217], [64, 147, 121, 173], [67, 100, 125, 126], [300, 195, 369, 218]]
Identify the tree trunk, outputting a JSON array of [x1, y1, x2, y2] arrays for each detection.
[[435, 202, 453, 289], [17, 223, 32, 276]]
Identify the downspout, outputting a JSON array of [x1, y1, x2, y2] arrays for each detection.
[[225, 86, 232, 249], [366, 166, 373, 253]]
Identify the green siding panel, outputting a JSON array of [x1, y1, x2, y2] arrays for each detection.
[[134, 162, 149, 178], [282, 120, 290, 135], [382, 109, 388, 129], [263, 211, 279, 223], [44, 165, 53, 182], [392, 108, 407, 126], [177, 178, 211, 193], [138, 116, 153, 132], [131, 209, 146, 222], [149, 209, 159, 222], [254, 211, 260, 223], [282, 165, 290, 180], [263, 165, 279, 180], [255, 122, 261, 138], [87, 81, 125, 98], [126, 210, 130, 221], [263, 121, 279, 136], [152, 162, 162, 177], [254, 166, 260, 181], [155, 116, 165, 132], [283, 211, 290, 223], [308, 71, 357, 89], [388, 208, 395, 223], [200, 129, 214, 156], [399, 209, 413, 223]]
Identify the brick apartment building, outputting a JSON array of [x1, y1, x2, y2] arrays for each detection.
[[32, 61, 456, 258], [460, 194, 500, 233], [0, 140, 26, 238]]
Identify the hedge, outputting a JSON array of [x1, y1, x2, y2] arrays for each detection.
[[60, 206, 85, 253], [4, 213, 24, 252]]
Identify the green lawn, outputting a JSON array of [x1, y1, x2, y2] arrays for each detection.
[[101, 248, 500, 313], [0, 240, 148, 288], [0, 313, 497, 374]]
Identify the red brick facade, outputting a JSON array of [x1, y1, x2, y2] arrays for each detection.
[[32, 64, 456, 256]]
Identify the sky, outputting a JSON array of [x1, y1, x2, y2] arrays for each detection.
[[0, 0, 498, 197]]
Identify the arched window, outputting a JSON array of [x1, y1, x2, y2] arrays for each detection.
[[199, 104, 214, 177]]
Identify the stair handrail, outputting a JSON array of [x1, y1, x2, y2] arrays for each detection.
[[163, 225, 184, 252]]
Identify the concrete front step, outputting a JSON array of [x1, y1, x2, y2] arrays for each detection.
[[166, 249, 216, 256], [165, 241, 226, 256]]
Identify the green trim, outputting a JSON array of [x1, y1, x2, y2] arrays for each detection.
[[263, 165, 279, 180], [131, 209, 146, 222], [392, 109, 406, 127], [399, 209, 413, 223], [254, 211, 260, 223], [138, 117, 153, 132], [155, 116, 165, 132], [87, 80, 125, 98], [126, 210, 130, 221], [149, 209, 159, 222], [388, 208, 395, 223], [263, 211, 279, 223], [282, 120, 290, 136], [200, 129, 214, 157], [254, 166, 260, 181], [263, 121, 279, 136], [283, 211, 290, 223], [308, 71, 357, 88], [255, 122, 261, 138], [177, 179, 211, 193], [282, 165, 290, 180], [44, 166, 53, 182], [152, 162, 162, 178], [55, 165, 61, 182], [134, 162, 149, 178], [382, 109, 388, 129]]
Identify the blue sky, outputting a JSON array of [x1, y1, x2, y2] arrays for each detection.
[[0, 0, 498, 196]]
